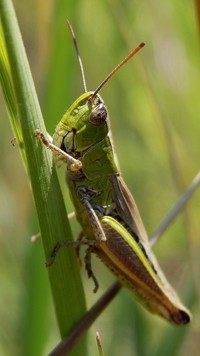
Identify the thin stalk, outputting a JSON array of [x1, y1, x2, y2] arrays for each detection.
[[0, 1, 87, 355], [150, 171, 200, 246]]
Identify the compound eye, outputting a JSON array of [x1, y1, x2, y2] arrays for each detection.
[[89, 103, 107, 125]]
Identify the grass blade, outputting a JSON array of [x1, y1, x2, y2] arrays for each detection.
[[0, 1, 88, 354]]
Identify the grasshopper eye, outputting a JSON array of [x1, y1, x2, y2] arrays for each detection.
[[89, 103, 107, 125]]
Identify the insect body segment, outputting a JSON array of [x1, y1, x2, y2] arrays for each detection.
[[53, 92, 119, 213], [99, 216, 190, 324], [54, 93, 109, 154]]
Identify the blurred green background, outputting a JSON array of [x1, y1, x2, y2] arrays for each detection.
[[1, 0, 200, 355]]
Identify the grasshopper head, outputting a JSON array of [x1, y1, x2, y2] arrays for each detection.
[[53, 92, 110, 155]]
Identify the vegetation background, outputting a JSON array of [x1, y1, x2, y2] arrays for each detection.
[[0, 0, 200, 355]]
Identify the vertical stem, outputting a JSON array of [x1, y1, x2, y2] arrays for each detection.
[[0, 1, 88, 355]]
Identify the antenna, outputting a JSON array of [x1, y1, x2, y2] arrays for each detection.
[[67, 20, 87, 92], [90, 42, 145, 100]]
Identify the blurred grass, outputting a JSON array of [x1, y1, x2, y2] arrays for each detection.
[[0, 0, 200, 355]]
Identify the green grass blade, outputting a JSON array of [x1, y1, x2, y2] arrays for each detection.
[[0, 24, 26, 166], [1, 22, 53, 356], [0, 1, 87, 355]]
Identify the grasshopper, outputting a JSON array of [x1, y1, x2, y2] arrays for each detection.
[[36, 21, 191, 325]]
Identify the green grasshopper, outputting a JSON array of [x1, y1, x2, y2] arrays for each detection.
[[36, 22, 191, 325]]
